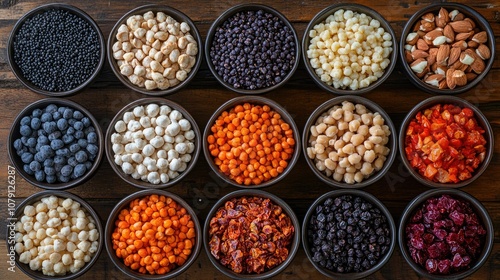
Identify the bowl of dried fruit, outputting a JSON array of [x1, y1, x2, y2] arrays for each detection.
[[399, 3, 495, 94], [399, 96, 494, 188], [399, 189, 494, 279], [204, 189, 300, 279]]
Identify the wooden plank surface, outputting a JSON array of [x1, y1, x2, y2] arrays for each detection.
[[1, 0, 499, 279]]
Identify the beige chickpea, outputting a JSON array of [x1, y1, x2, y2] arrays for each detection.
[[325, 126, 338, 137]]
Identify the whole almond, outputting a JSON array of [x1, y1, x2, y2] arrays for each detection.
[[427, 48, 438, 66], [424, 29, 443, 42], [476, 44, 491, 60], [449, 20, 473, 33], [443, 25, 455, 43], [455, 31, 474, 41], [446, 68, 457, 89], [452, 40, 468, 50], [448, 47, 461, 66], [464, 18, 476, 29], [465, 72, 478, 82], [452, 70, 467, 86], [425, 73, 445, 87], [471, 57, 485, 74], [468, 41, 479, 48], [436, 44, 450, 66], [405, 50, 414, 63], [460, 50, 475, 65], [412, 49, 430, 60], [439, 79, 448, 89], [416, 39, 429, 51], [422, 13, 435, 22], [472, 31, 488, 44], [452, 12, 465, 22], [436, 8, 450, 28]]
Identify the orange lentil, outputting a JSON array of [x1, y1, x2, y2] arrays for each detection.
[[111, 195, 196, 275]]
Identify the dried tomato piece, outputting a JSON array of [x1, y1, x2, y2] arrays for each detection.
[[405, 104, 487, 183]]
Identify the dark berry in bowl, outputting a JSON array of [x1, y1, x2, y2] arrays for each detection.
[[399, 189, 494, 279]]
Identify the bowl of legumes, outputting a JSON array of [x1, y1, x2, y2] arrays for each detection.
[[105, 189, 202, 279], [105, 98, 201, 189], [204, 189, 300, 278], [8, 98, 104, 190], [303, 4, 397, 94], [399, 96, 493, 188], [108, 5, 202, 96], [7, 4, 105, 96], [11, 190, 103, 280], [203, 96, 300, 188], [399, 3, 495, 94], [303, 189, 396, 279], [303, 96, 396, 188], [205, 3, 300, 94]]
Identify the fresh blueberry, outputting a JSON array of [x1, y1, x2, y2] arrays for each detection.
[[74, 130, 84, 139], [53, 155, 65, 165], [58, 174, 70, 183], [13, 139, 23, 150], [63, 108, 73, 119], [23, 164, 34, 175], [84, 126, 95, 134], [29, 161, 42, 172], [21, 136, 29, 145], [43, 158, 54, 167], [81, 117, 91, 127], [52, 111, 62, 120], [73, 121, 84, 131], [37, 129, 47, 137], [69, 143, 81, 153], [50, 139, 64, 150], [16, 147, 27, 156], [54, 164, 63, 172], [75, 150, 88, 163], [62, 134, 74, 144], [84, 161, 93, 171], [37, 135, 49, 144], [34, 170, 45, 182], [32, 109, 43, 118], [86, 144, 98, 155], [48, 131, 62, 141], [20, 116, 31, 126], [41, 112, 53, 122], [46, 175, 56, 183], [21, 152, 33, 163], [34, 152, 47, 162], [42, 121, 57, 134], [20, 125, 32, 137], [87, 132, 97, 144], [73, 110, 84, 120], [55, 148, 70, 157], [66, 127, 75, 135], [26, 137, 37, 148], [58, 106, 66, 114], [73, 163, 86, 178], [78, 139, 88, 148], [44, 166, 56, 176], [31, 118, 41, 130], [61, 165, 73, 177], [68, 156, 78, 167], [39, 145, 53, 158], [57, 118, 68, 130], [68, 118, 76, 126], [46, 104, 58, 113]]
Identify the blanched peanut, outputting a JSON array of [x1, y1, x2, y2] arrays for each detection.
[[307, 101, 391, 184]]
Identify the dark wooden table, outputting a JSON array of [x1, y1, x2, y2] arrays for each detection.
[[1, 0, 499, 279]]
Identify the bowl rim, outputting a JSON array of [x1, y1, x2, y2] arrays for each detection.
[[398, 2, 496, 95], [202, 189, 301, 279], [7, 98, 105, 190], [104, 97, 201, 189], [7, 190, 104, 280], [7, 3, 106, 97], [204, 3, 301, 95], [398, 95, 494, 188], [397, 188, 495, 279], [104, 189, 202, 279], [301, 189, 396, 279], [301, 3, 398, 95], [302, 95, 397, 188], [202, 95, 301, 188], [107, 4, 203, 96]]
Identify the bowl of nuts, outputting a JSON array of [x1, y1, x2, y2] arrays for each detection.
[[399, 3, 495, 94], [205, 3, 300, 94], [303, 96, 396, 188], [10, 190, 103, 279], [7, 3, 105, 96], [303, 189, 396, 279], [302, 4, 397, 94], [399, 189, 494, 279], [108, 5, 202, 95], [105, 97, 201, 189], [105, 189, 201, 278], [204, 189, 300, 278], [8, 98, 104, 190], [203, 96, 300, 188], [399, 96, 493, 188]]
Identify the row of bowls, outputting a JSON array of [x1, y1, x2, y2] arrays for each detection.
[[12, 187, 493, 280], [8, 94, 494, 191], [7, 3, 496, 96]]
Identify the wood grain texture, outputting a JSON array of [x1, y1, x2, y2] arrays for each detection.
[[1, 0, 499, 279]]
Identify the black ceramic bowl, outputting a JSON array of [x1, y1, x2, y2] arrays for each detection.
[[108, 5, 202, 96], [104, 189, 202, 279], [302, 96, 396, 188], [7, 3, 105, 96], [105, 97, 201, 189], [302, 189, 396, 279], [398, 189, 494, 279], [203, 189, 300, 279], [398, 96, 494, 188], [8, 98, 104, 190], [205, 3, 300, 94], [9, 190, 104, 280], [202, 96, 301, 188], [302, 4, 397, 95], [399, 3, 495, 94]]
